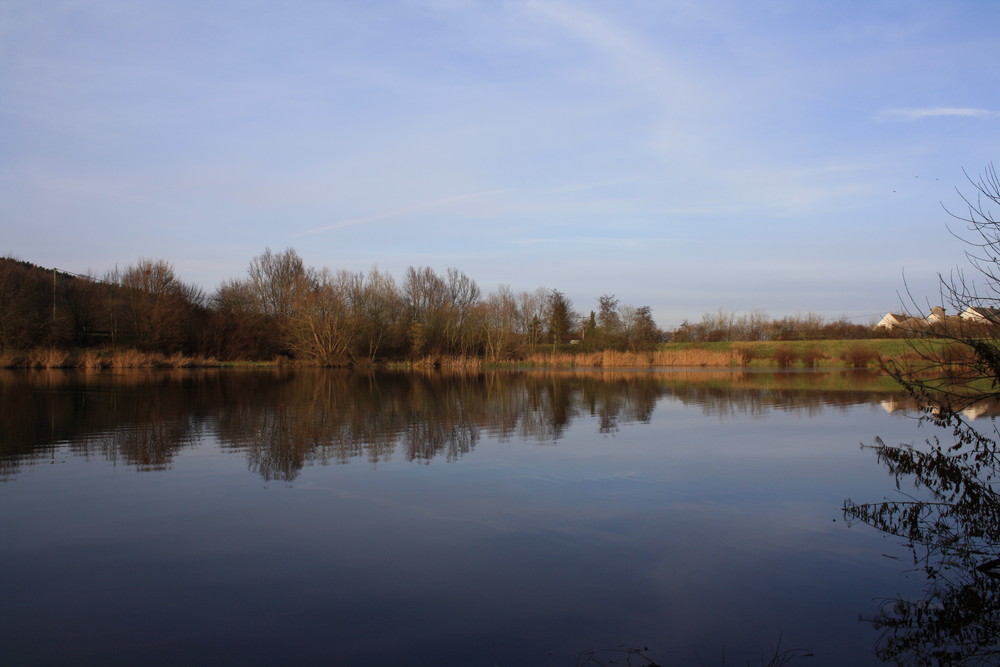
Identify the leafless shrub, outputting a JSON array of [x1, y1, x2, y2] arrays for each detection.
[[773, 345, 796, 368], [735, 344, 757, 366], [842, 343, 878, 368], [799, 346, 824, 367]]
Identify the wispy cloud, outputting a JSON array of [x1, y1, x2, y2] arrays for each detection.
[[524, 0, 694, 105], [513, 236, 642, 248], [881, 107, 1000, 121], [541, 177, 640, 195], [296, 189, 513, 236]]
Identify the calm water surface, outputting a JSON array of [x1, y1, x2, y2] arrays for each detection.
[[0, 368, 977, 665]]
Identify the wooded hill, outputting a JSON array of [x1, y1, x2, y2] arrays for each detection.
[[0, 250, 884, 365], [0, 251, 659, 364]]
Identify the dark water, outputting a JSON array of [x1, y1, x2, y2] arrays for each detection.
[[0, 368, 980, 665]]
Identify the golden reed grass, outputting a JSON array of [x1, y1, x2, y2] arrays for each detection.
[[0, 348, 71, 369], [407, 355, 484, 369], [0, 348, 218, 369]]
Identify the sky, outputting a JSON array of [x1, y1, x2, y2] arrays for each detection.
[[3, 0, 1000, 329]]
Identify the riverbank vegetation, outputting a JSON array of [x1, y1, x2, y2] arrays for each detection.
[[2, 249, 896, 368], [0, 348, 222, 370], [0, 337, 934, 371]]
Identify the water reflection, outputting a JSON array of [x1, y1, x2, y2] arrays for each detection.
[[2, 367, 956, 665], [845, 407, 1000, 664], [1, 368, 922, 483]]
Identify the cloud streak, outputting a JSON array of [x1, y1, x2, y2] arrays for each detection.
[[513, 236, 643, 248], [881, 107, 1000, 121], [541, 177, 640, 195]]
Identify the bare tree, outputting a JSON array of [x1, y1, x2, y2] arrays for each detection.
[[285, 268, 355, 365], [445, 267, 481, 356], [517, 287, 549, 348], [209, 278, 282, 359], [246, 248, 307, 321], [478, 285, 519, 362], [402, 266, 450, 356], [889, 164, 1000, 413], [349, 267, 404, 363], [843, 167, 1000, 665], [109, 259, 202, 352], [621, 305, 660, 352]]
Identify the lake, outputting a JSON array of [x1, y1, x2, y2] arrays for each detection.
[[0, 368, 986, 665]]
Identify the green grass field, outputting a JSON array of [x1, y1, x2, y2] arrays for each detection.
[[659, 338, 939, 368]]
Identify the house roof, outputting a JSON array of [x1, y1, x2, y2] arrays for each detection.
[[963, 306, 1000, 319]]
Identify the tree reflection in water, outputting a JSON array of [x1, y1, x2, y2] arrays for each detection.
[[0, 369, 668, 482], [844, 406, 1000, 665], [0, 368, 921, 484]]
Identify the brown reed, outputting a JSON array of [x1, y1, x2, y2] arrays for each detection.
[[30, 348, 70, 368]]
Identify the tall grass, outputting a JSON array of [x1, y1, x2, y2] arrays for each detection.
[[0, 348, 219, 369], [403, 355, 484, 369], [0, 338, 924, 370], [77, 349, 109, 369], [32, 348, 69, 368], [107, 349, 155, 368], [0, 348, 71, 368]]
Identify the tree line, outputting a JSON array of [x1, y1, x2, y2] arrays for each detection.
[[1, 249, 891, 364], [670, 308, 887, 342], [0, 250, 662, 363]]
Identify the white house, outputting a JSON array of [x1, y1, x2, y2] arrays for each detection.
[[875, 313, 909, 330], [959, 306, 1000, 324], [876, 306, 1000, 332]]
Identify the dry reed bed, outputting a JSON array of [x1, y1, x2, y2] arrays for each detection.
[[2, 343, 894, 371], [0, 348, 219, 369], [409, 355, 483, 369]]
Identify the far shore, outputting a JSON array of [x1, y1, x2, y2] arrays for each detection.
[[0, 338, 933, 371]]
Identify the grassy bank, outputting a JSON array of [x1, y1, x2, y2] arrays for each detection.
[[512, 339, 924, 369]]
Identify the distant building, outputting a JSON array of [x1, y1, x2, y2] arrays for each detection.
[[875, 313, 909, 331], [959, 306, 1000, 324], [876, 305, 1000, 332], [875, 307, 961, 331]]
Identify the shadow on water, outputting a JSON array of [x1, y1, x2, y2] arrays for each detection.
[[844, 404, 1000, 665]]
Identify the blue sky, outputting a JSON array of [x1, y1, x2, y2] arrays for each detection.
[[3, 0, 999, 328]]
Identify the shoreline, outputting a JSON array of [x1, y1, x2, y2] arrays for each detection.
[[0, 338, 923, 371]]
